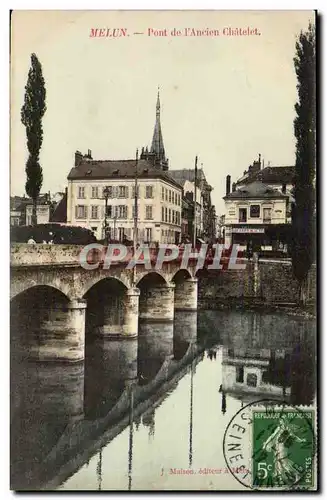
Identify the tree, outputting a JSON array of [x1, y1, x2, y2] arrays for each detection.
[[291, 23, 316, 306], [21, 53, 47, 226]]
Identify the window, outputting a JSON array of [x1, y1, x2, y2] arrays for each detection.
[[168, 208, 171, 223], [118, 186, 128, 198], [75, 205, 87, 219], [11, 217, 20, 226], [145, 228, 152, 242], [78, 186, 85, 199], [145, 205, 153, 220], [107, 205, 112, 218], [178, 194, 181, 206], [239, 208, 247, 223], [145, 185, 154, 199], [246, 373, 258, 387], [165, 188, 168, 201], [118, 227, 125, 242], [103, 186, 113, 198], [91, 186, 99, 199], [236, 366, 244, 383], [169, 190, 172, 203], [116, 205, 127, 218], [250, 205, 260, 218], [131, 185, 139, 198], [263, 207, 272, 223], [165, 207, 168, 222], [161, 206, 164, 221], [91, 205, 99, 219], [161, 186, 164, 200]]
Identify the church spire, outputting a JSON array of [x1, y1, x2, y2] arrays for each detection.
[[150, 87, 167, 167]]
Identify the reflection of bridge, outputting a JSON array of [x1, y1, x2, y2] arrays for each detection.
[[11, 244, 199, 362], [11, 314, 201, 491]]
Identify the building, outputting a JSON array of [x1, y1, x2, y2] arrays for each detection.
[[50, 190, 67, 223], [10, 194, 52, 226], [66, 92, 182, 243], [169, 167, 216, 242], [223, 155, 295, 250], [222, 346, 291, 400], [216, 214, 226, 242]]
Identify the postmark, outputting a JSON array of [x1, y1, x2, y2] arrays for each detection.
[[223, 399, 316, 490]]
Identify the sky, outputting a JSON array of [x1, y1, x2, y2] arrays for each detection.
[[11, 10, 314, 214]]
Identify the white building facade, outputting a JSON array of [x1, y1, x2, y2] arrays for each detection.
[[67, 156, 182, 243], [223, 159, 294, 250]]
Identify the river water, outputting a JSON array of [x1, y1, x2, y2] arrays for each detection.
[[10, 309, 316, 491]]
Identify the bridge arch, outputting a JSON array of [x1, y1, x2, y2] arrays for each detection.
[[10, 277, 72, 302], [135, 270, 168, 287], [81, 274, 129, 298], [171, 268, 193, 282]]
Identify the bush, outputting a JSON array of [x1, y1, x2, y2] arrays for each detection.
[[10, 224, 97, 245]]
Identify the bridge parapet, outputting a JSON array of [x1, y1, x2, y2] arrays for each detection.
[[11, 243, 84, 267]]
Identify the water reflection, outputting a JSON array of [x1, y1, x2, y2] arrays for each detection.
[[10, 310, 316, 491], [84, 338, 138, 419], [137, 322, 174, 384]]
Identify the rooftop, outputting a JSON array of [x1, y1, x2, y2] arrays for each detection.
[[236, 166, 295, 186], [224, 182, 289, 200], [67, 159, 182, 189]]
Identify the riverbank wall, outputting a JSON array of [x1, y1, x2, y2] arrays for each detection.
[[198, 259, 316, 309]]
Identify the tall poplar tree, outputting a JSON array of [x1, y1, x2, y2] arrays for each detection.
[[291, 23, 316, 305], [21, 53, 47, 226]]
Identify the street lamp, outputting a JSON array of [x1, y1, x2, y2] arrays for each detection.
[[103, 186, 110, 242]]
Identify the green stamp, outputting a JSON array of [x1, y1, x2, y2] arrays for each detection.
[[252, 410, 315, 489]]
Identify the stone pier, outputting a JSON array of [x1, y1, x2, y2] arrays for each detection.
[[174, 277, 198, 311], [30, 298, 86, 363], [98, 288, 140, 338], [139, 283, 175, 322]]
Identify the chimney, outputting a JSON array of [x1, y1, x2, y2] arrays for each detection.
[[87, 149, 92, 159], [75, 150, 83, 167], [232, 182, 236, 192], [226, 175, 231, 195], [258, 153, 261, 169]]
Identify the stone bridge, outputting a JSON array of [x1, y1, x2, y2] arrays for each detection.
[[10, 244, 199, 363]]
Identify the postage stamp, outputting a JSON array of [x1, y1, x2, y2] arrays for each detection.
[[223, 399, 316, 491], [252, 409, 315, 489]]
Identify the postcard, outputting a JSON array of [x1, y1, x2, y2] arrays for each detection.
[[10, 9, 317, 491]]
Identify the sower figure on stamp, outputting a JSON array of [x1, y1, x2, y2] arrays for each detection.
[[262, 414, 306, 484]]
